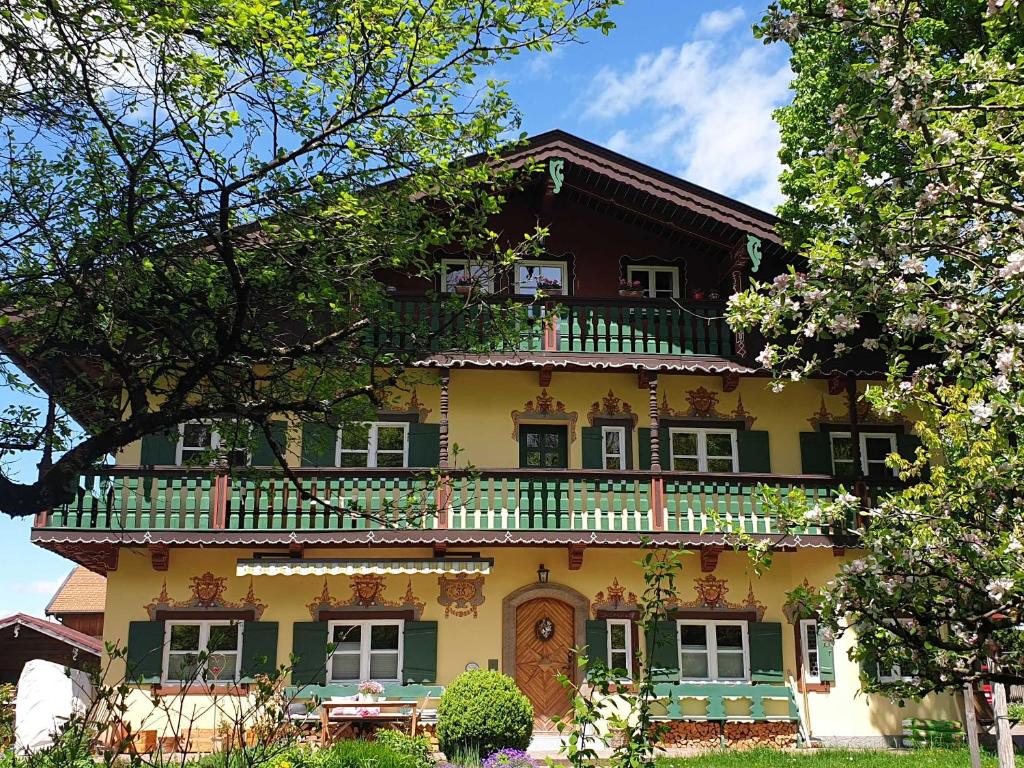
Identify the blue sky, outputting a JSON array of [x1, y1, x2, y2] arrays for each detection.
[[0, 1, 793, 618]]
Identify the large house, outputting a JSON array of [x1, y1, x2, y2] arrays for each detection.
[[22, 132, 959, 749]]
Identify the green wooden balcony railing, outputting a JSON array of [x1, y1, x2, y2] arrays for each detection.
[[37, 467, 861, 537], [373, 296, 735, 358], [651, 682, 800, 722]]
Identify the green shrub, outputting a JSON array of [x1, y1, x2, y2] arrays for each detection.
[[374, 729, 433, 768], [314, 739, 421, 768], [0, 684, 14, 751], [436, 670, 533, 759]]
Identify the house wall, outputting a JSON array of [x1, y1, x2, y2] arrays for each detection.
[[102, 545, 960, 745]]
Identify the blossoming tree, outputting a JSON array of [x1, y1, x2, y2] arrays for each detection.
[[727, 0, 1024, 715]]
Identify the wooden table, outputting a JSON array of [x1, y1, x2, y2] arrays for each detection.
[[319, 700, 419, 743]]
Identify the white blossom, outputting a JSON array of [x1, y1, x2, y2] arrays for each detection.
[[986, 577, 1015, 602], [999, 251, 1024, 279], [969, 401, 994, 425]]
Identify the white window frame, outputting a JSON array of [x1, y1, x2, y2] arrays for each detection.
[[176, 421, 251, 466], [799, 618, 821, 684], [606, 618, 633, 680], [327, 620, 404, 683], [626, 265, 680, 298], [515, 260, 567, 295], [336, 421, 409, 468], [601, 426, 627, 471], [440, 258, 494, 293], [829, 431, 897, 477], [676, 619, 750, 682], [668, 428, 738, 473], [162, 619, 243, 684]]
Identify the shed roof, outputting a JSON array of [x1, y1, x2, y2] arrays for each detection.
[[45, 567, 106, 616]]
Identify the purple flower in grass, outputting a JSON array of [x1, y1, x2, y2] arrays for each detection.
[[482, 749, 538, 768]]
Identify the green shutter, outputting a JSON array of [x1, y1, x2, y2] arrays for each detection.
[[749, 621, 784, 682], [403, 621, 438, 683], [737, 430, 771, 473], [581, 427, 603, 469], [585, 619, 608, 672], [817, 628, 836, 683], [291, 621, 328, 686], [140, 429, 178, 465], [240, 621, 279, 680], [127, 620, 165, 683], [300, 423, 336, 467], [897, 434, 928, 478], [645, 620, 678, 680], [799, 432, 833, 475], [252, 421, 288, 467], [638, 428, 670, 470], [407, 423, 440, 468]]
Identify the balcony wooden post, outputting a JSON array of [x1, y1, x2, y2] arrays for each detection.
[[846, 375, 869, 505], [648, 374, 665, 530], [439, 369, 450, 469], [211, 471, 229, 529], [542, 301, 558, 351], [648, 375, 661, 472], [435, 477, 451, 529]]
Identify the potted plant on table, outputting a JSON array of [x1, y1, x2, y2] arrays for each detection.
[[535, 275, 562, 295], [358, 680, 385, 702], [618, 278, 645, 298]]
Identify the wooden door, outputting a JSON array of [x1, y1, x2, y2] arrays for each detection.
[[515, 597, 575, 732]]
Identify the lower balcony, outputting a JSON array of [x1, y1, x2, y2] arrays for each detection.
[[35, 467, 864, 539]]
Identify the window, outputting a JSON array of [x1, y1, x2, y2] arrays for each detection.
[[829, 432, 897, 478], [800, 619, 820, 684], [626, 265, 680, 298], [163, 620, 241, 683], [601, 426, 627, 470], [336, 422, 409, 468], [441, 258, 494, 293], [516, 261, 566, 295], [677, 620, 749, 681], [607, 619, 632, 679], [669, 428, 738, 472], [177, 422, 249, 466], [328, 621, 403, 682]]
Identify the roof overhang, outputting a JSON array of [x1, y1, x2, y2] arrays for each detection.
[[236, 556, 493, 577]]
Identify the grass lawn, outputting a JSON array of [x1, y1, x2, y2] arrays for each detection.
[[657, 748, 1016, 767]]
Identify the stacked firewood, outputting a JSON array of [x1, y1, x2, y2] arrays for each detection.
[[656, 721, 720, 750], [724, 721, 798, 750]]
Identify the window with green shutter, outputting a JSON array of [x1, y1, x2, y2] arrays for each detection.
[[291, 621, 329, 686], [140, 430, 178, 465], [252, 421, 288, 467], [240, 621, 279, 680], [737, 430, 771, 473], [585, 619, 607, 672], [127, 620, 165, 683], [799, 432, 834, 475], [402, 621, 438, 683], [407, 423, 440, 468], [748, 621, 784, 682], [300, 423, 336, 467], [581, 427, 603, 469], [637, 428, 669, 470], [645, 619, 678, 681]]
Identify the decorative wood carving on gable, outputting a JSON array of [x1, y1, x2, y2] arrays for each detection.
[[49, 543, 119, 575], [306, 576, 425, 620], [699, 545, 724, 573], [586, 389, 638, 428], [659, 387, 756, 429], [148, 544, 169, 571], [567, 543, 586, 570], [145, 573, 267, 620], [592, 577, 639, 617], [670, 574, 766, 621], [721, 371, 740, 393], [827, 373, 847, 396], [511, 389, 579, 442], [438, 573, 486, 618]]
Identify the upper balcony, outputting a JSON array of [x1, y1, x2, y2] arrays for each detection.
[[34, 466, 878, 551], [375, 295, 739, 362]]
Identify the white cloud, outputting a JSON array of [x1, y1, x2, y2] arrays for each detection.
[[696, 6, 747, 37], [583, 32, 791, 211]]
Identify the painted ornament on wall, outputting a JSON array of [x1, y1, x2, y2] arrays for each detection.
[[660, 387, 756, 429], [306, 575, 425, 620], [587, 390, 638, 427], [438, 573, 486, 618], [382, 388, 432, 421], [807, 395, 909, 429], [591, 577, 639, 616], [144, 572, 266, 619], [671, 574, 766, 621], [511, 389, 579, 442]]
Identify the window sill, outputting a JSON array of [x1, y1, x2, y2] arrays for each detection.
[[797, 681, 831, 693], [151, 683, 250, 696]]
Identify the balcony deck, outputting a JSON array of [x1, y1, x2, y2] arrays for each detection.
[[35, 467, 862, 543]]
